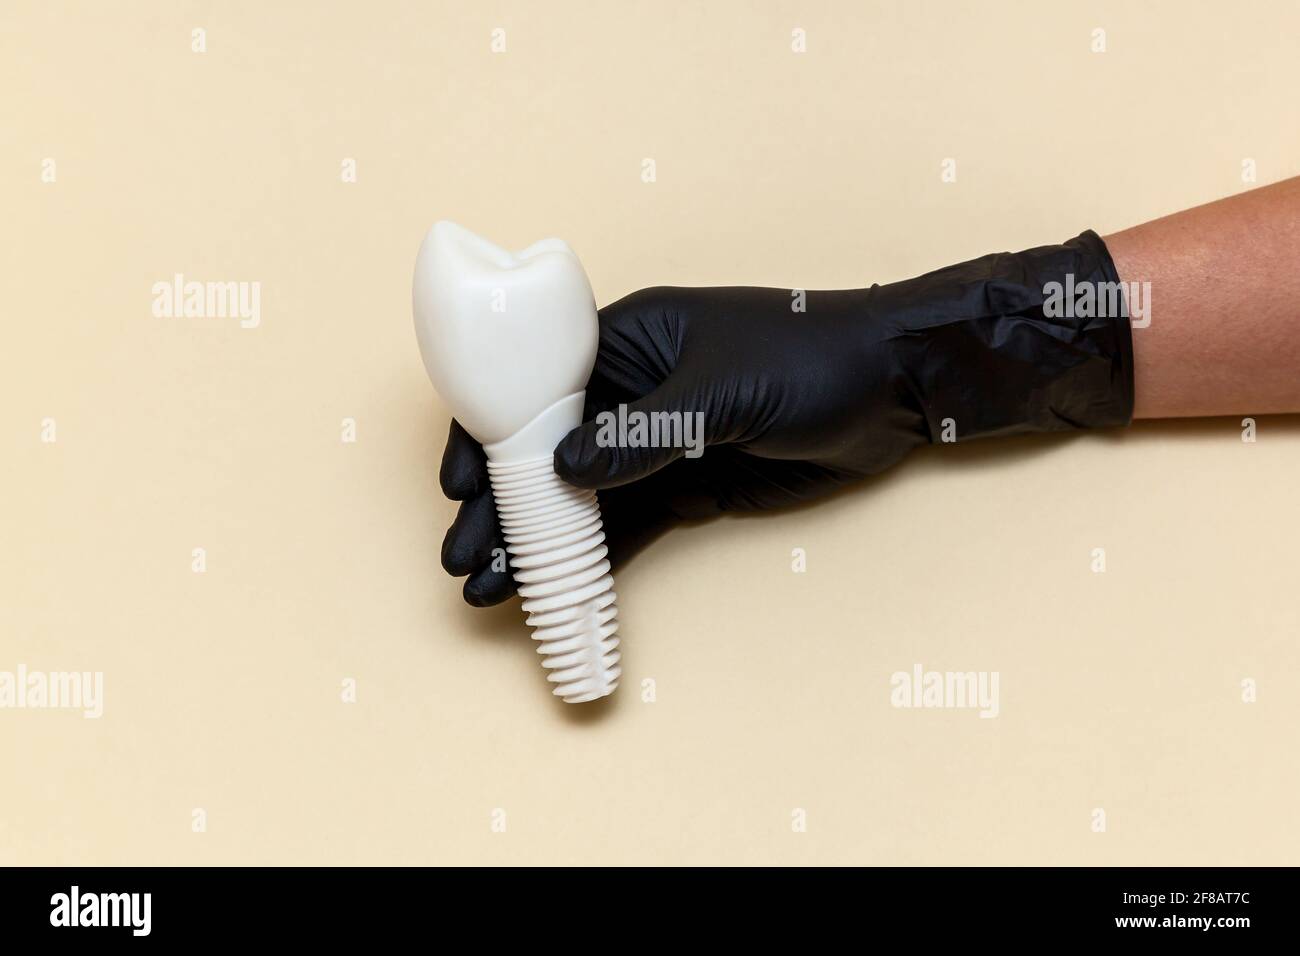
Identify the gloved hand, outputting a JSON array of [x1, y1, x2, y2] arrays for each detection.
[[439, 230, 1134, 606]]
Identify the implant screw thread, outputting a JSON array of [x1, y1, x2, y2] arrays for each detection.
[[486, 456, 621, 703]]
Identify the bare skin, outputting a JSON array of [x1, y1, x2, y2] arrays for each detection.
[[1104, 176, 1300, 419]]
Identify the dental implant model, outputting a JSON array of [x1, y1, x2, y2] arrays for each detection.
[[413, 222, 621, 703]]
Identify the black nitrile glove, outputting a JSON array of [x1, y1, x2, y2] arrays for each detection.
[[439, 230, 1134, 606]]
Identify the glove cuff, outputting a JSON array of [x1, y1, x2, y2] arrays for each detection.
[[881, 229, 1136, 444], [1072, 229, 1136, 428]]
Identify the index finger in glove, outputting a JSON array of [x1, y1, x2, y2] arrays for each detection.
[[439, 418, 488, 501]]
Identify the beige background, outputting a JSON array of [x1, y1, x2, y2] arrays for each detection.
[[3, 0, 1299, 865]]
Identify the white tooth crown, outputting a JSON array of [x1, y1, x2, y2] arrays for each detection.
[[413, 221, 621, 704], [413, 220, 598, 446]]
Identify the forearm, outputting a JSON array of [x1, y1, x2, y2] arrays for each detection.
[[1104, 176, 1300, 419]]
